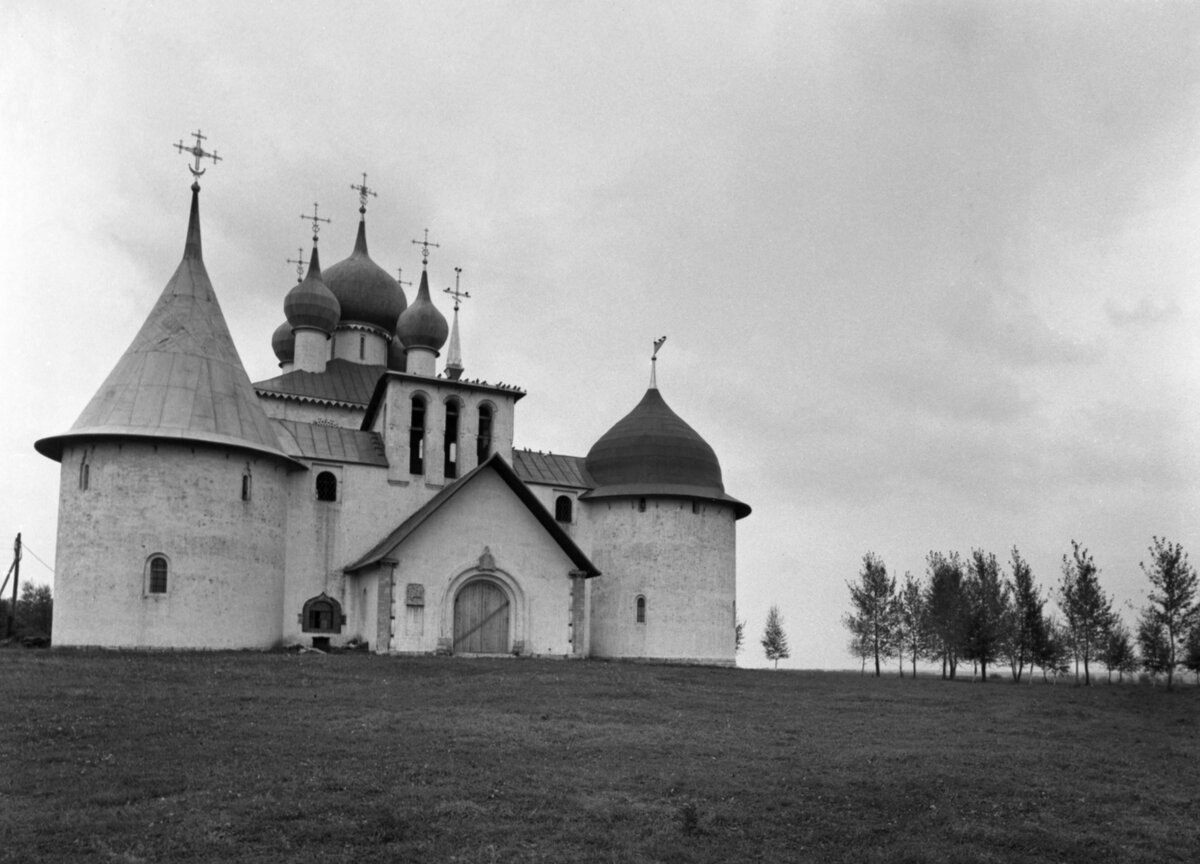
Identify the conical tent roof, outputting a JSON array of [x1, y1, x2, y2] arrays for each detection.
[[36, 185, 299, 466]]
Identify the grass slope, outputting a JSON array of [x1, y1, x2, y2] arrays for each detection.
[[1, 652, 1197, 863]]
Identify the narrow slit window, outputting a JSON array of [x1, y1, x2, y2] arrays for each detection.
[[636, 595, 646, 624], [241, 473, 252, 501], [444, 400, 460, 479], [638, 498, 647, 513], [79, 457, 90, 491], [477, 404, 493, 464], [316, 471, 338, 502], [359, 334, 365, 360], [410, 396, 426, 474]]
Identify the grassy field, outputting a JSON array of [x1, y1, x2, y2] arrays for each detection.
[[0, 652, 1196, 863]]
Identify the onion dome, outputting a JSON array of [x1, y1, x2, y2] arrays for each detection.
[[271, 320, 295, 365], [35, 183, 300, 467], [395, 269, 449, 352], [284, 247, 340, 333], [584, 387, 750, 518], [323, 220, 407, 333], [387, 335, 406, 371]]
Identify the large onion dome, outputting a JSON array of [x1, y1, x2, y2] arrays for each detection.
[[583, 386, 750, 518], [323, 220, 407, 332], [283, 247, 340, 333], [271, 320, 295, 365], [395, 269, 449, 352]]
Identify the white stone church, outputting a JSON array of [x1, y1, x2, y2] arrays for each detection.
[[35, 166, 749, 664]]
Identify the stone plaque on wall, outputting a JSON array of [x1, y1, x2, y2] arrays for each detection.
[[405, 583, 425, 607]]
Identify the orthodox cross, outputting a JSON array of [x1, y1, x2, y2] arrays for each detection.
[[350, 172, 377, 216], [173, 129, 221, 178], [444, 267, 470, 311], [395, 268, 413, 290], [412, 228, 439, 267], [299, 203, 331, 243], [650, 336, 667, 388], [286, 247, 308, 283]]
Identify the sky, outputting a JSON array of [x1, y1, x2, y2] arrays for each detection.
[[2, 1, 1199, 669]]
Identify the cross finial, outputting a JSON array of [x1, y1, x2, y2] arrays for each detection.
[[350, 172, 377, 217], [173, 129, 221, 181], [650, 336, 667, 388], [444, 267, 470, 311], [286, 247, 308, 283], [299, 203, 331, 243], [412, 228, 440, 267], [396, 267, 413, 289]]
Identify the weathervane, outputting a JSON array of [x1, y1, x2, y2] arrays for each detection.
[[412, 228, 440, 267], [650, 336, 667, 388], [396, 268, 413, 290], [350, 172, 377, 216], [444, 267, 469, 311], [286, 247, 308, 283], [299, 203, 331, 243], [173, 129, 221, 180]]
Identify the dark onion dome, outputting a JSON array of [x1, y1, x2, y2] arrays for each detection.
[[387, 334, 406, 371], [283, 247, 340, 333], [395, 268, 449, 352], [583, 387, 750, 518], [322, 220, 407, 333], [271, 320, 295, 364]]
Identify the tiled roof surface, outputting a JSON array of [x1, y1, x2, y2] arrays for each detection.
[[511, 449, 593, 489], [271, 420, 387, 467], [253, 359, 385, 407]]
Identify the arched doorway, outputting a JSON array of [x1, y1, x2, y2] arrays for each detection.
[[453, 579, 510, 654]]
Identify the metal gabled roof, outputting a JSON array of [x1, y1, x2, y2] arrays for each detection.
[[344, 452, 599, 577], [271, 419, 387, 467], [36, 185, 300, 468], [253, 359, 386, 408], [511, 449, 594, 489]]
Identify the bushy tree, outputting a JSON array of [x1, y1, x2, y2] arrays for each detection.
[[843, 552, 897, 677], [1139, 537, 1199, 691], [1183, 626, 1200, 685], [1059, 541, 1114, 685], [1034, 616, 1072, 683], [734, 620, 745, 654], [1102, 621, 1136, 683], [895, 571, 925, 679], [5, 583, 52, 641], [1005, 547, 1044, 683], [963, 550, 1010, 682], [924, 551, 967, 680], [761, 605, 789, 669]]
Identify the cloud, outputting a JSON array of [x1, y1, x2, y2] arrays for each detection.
[[1105, 296, 1182, 328]]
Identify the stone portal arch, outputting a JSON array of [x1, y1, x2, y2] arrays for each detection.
[[440, 561, 526, 655]]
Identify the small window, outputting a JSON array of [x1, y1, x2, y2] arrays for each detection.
[[241, 472, 252, 501], [79, 458, 90, 491], [359, 334, 365, 360], [148, 555, 169, 594], [636, 595, 646, 624], [444, 400, 460, 480], [692, 501, 699, 514], [555, 495, 573, 523], [301, 593, 343, 633], [316, 471, 338, 502], [410, 396, 426, 474], [477, 404, 493, 464], [638, 498, 647, 513]]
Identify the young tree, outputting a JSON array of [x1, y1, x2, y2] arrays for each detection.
[[1101, 621, 1136, 683], [761, 605, 789, 669], [963, 550, 1010, 682], [843, 552, 898, 677], [1139, 537, 1199, 691], [1136, 614, 1172, 681], [1058, 541, 1114, 685], [895, 571, 925, 679], [1034, 616, 1072, 683], [14, 583, 52, 641], [1005, 547, 1043, 683], [734, 620, 745, 654], [1183, 625, 1200, 685], [924, 551, 967, 680]]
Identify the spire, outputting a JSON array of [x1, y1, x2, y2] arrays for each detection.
[[183, 182, 203, 260], [650, 336, 667, 389], [444, 267, 468, 380]]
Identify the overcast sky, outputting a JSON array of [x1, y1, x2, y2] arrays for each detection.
[[3, 1, 1198, 668]]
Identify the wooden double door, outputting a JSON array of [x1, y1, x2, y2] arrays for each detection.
[[453, 579, 510, 654]]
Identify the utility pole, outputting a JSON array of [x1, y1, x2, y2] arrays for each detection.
[[4, 533, 20, 638]]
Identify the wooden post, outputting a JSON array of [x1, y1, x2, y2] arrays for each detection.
[[5, 533, 20, 638]]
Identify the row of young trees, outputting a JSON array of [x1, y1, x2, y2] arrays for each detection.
[[842, 537, 1200, 690]]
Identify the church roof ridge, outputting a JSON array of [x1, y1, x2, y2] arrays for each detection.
[[36, 184, 301, 467]]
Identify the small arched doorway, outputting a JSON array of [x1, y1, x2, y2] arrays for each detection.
[[453, 579, 510, 654]]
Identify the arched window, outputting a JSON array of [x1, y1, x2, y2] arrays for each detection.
[[78, 455, 90, 491], [147, 555, 169, 595], [477, 404, 493, 464], [301, 593, 343, 633], [315, 471, 338, 502], [636, 595, 646, 624], [444, 400, 460, 479], [555, 495, 573, 523], [410, 396, 426, 474], [241, 469, 252, 501]]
